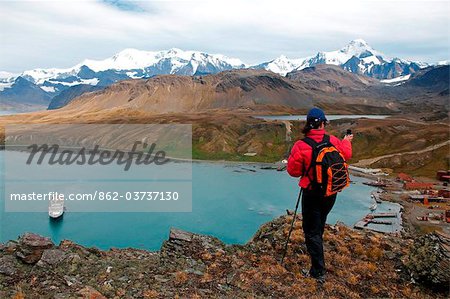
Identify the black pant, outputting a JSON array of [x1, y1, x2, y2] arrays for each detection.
[[301, 189, 336, 277]]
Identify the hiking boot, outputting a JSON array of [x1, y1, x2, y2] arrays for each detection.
[[302, 269, 326, 283], [314, 274, 326, 284], [302, 269, 325, 280]]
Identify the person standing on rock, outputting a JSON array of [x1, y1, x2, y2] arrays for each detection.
[[287, 108, 353, 282]]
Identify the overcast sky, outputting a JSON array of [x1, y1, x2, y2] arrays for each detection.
[[0, 0, 448, 73]]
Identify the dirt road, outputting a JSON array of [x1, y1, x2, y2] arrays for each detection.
[[355, 139, 450, 166]]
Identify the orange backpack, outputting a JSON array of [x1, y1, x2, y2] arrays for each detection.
[[303, 135, 350, 197]]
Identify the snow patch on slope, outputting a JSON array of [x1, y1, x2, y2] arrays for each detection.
[[40, 86, 56, 93], [49, 78, 100, 87], [0, 82, 13, 91], [22, 67, 79, 85], [380, 74, 411, 84]]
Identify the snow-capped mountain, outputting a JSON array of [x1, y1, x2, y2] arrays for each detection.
[[255, 39, 428, 79], [305, 39, 387, 66], [0, 41, 431, 95], [252, 55, 305, 76], [0, 76, 52, 111], [6, 48, 246, 95], [0, 48, 247, 111], [81, 48, 246, 73], [0, 40, 438, 112]]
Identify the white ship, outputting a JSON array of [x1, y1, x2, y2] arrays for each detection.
[[48, 196, 64, 219]]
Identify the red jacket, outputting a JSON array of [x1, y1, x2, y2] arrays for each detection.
[[287, 129, 352, 188]]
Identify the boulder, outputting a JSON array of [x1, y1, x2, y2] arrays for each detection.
[[15, 233, 54, 264], [407, 231, 450, 292], [169, 228, 193, 242], [0, 255, 18, 276], [37, 249, 67, 266], [160, 227, 225, 272]]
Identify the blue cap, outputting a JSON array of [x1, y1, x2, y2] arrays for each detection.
[[306, 108, 327, 122]]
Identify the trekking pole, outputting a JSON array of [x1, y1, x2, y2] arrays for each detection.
[[280, 188, 303, 265]]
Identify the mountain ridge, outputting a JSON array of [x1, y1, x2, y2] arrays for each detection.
[[1, 39, 447, 112], [254, 39, 428, 78], [0, 39, 436, 88], [57, 68, 417, 114]]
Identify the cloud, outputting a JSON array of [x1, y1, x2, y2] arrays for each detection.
[[0, 0, 448, 72], [101, 0, 146, 12]]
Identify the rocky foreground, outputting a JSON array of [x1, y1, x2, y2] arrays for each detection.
[[0, 215, 448, 299]]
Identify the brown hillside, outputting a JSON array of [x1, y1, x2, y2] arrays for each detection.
[[286, 64, 379, 93], [1, 108, 448, 177], [63, 70, 312, 113], [60, 69, 398, 114]]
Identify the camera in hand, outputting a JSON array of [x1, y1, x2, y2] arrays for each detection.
[[346, 129, 352, 136]]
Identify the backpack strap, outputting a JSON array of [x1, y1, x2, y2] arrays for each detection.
[[301, 134, 330, 189], [301, 137, 318, 187], [322, 134, 330, 145], [302, 136, 317, 150], [304, 134, 330, 148]]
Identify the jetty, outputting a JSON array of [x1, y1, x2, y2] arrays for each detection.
[[363, 180, 387, 187], [370, 219, 393, 225], [371, 191, 383, 203], [370, 212, 397, 218], [354, 212, 398, 231]]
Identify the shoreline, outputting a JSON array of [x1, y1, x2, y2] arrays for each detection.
[[1, 214, 445, 298], [0, 147, 438, 238], [357, 173, 450, 236], [0, 157, 398, 249]]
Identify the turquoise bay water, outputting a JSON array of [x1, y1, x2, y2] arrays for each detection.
[[0, 153, 400, 250]]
